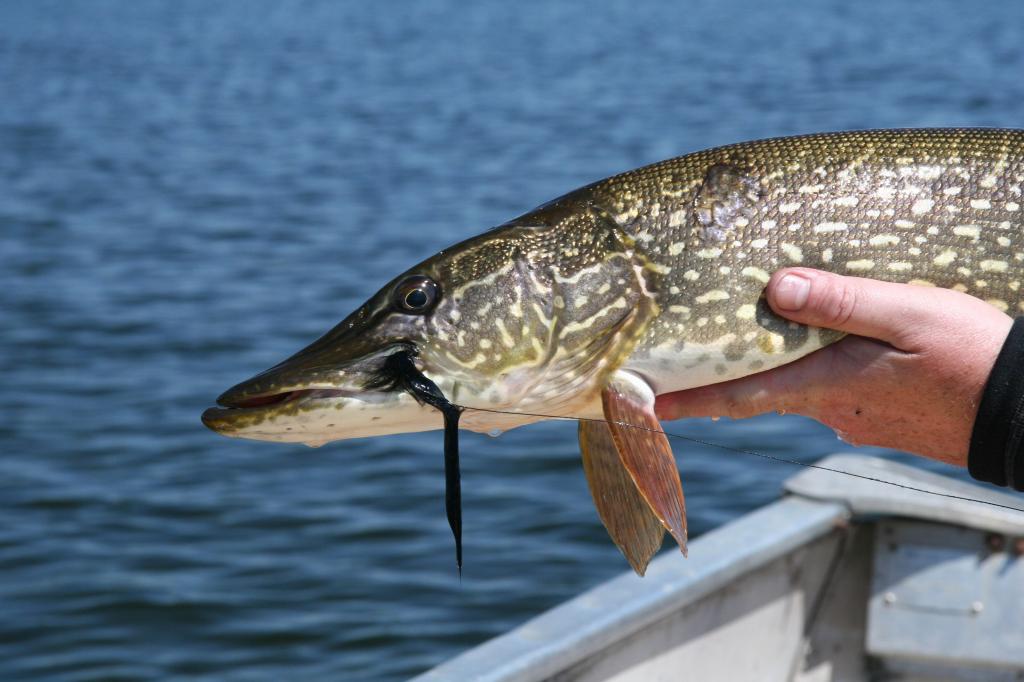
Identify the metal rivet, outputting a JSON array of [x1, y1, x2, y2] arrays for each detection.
[[970, 601, 984, 614], [883, 592, 897, 605]]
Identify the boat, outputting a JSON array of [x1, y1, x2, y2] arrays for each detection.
[[412, 454, 1024, 681]]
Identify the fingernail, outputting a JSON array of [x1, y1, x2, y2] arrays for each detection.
[[774, 273, 810, 311]]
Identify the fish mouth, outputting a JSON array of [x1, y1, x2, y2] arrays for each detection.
[[201, 367, 555, 445], [201, 386, 365, 430], [201, 374, 445, 444], [201, 332, 415, 437], [205, 385, 357, 415]]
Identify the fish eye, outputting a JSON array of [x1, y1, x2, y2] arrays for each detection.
[[394, 275, 439, 313]]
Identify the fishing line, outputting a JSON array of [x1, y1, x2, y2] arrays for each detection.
[[458, 405, 1024, 515]]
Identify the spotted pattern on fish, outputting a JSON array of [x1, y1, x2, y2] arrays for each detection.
[[567, 129, 1024, 392]]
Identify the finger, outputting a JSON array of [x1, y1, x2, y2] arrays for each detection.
[[766, 268, 943, 348], [655, 380, 769, 421], [655, 349, 829, 421]]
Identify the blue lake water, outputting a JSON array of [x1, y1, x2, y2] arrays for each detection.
[[3, 1, 1023, 679]]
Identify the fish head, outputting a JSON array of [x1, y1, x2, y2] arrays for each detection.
[[202, 196, 657, 445]]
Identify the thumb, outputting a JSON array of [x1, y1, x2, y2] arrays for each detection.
[[766, 268, 939, 347]]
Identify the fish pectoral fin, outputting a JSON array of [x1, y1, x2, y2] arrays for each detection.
[[579, 419, 665, 576], [601, 370, 688, 556]]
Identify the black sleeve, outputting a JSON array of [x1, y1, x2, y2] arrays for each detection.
[[968, 317, 1024, 491]]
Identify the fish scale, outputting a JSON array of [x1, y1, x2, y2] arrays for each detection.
[[574, 128, 1024, 393]]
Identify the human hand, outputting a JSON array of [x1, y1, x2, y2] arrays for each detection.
[[654, 268, 1014, 466]]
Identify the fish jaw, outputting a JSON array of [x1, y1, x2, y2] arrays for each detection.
[[201, 366, 557, 445], [201, 387, 442, 446]]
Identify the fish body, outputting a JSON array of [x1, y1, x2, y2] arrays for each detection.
[[204, 128, 1024, 572], [578, 128, 1024, 394]]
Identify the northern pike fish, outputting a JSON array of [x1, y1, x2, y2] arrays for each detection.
[[203, 128, 1024, 575]]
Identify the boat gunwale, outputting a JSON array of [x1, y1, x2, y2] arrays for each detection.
[[414, 453, 1024, 682]]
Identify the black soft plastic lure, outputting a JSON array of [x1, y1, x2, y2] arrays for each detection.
[[375, 351, 464, 571]]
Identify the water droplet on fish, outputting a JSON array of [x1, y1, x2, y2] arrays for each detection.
[[487, 428, 503, 438], [834, 429, 854, 444]]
